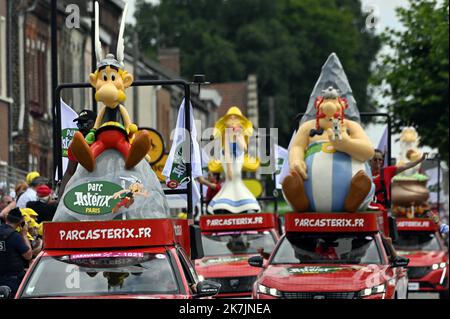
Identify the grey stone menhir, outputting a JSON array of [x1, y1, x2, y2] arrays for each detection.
[[53, 150, 170, 222]]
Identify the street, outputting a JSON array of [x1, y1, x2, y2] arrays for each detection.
[[409, 293, 440, 300]]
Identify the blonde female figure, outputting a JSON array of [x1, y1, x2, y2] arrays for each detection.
[[207, 107, 260, 214]]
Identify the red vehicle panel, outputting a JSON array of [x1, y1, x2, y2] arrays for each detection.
[[395, 218, 448, 297], [14, 219, 216, 299], [196, 213, 280, 298], [251, 212, 409, 299]]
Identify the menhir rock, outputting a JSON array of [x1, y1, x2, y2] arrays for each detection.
[[53, 150, 170, 222]]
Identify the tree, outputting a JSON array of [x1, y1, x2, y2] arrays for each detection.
[[132, 0, 380, 145], [373, 0, 449, 163]]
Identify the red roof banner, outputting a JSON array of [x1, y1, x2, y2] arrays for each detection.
[[43, 219, 181, 249], [396, 218, 437, 232], [284, 212, 382, 233], [200, 213, 277, 232]]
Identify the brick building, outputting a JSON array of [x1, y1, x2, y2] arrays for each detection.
[[208, 75, 259, 127], [0, 0, 12, 165], [7, 0, 131, 179], [4, 0, 221, 180]]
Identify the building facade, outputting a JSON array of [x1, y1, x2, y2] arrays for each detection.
[[8, 0, 125, 179], [4, 0, 221, 181], [0, 0, 12, 165]]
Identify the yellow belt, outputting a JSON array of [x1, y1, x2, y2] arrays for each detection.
[[100, 121, 128, 133]]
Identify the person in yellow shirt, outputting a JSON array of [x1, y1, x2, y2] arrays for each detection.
[[18, 208, 43, 257]]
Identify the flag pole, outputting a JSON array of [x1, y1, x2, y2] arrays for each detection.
[[51, 0, 59, 183], [437, 154, 441, 214], [91, 0, 97, 113]]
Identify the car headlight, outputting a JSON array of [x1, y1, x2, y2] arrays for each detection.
[[257, 284, 281, 297], [198, 275, 205, 282], [432, 262, 447, 270], [359, 284, 386, 297]]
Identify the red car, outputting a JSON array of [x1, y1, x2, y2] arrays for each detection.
[[394, 218, 449, 299], [249, 212, 410, 299], [195, 213, 280, 298], [12, 219, 220, 299]]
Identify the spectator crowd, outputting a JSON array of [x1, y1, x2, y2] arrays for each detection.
[[0, 172, 58, 298]]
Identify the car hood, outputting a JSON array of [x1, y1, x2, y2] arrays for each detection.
[[396, 250, 447, 267], [195, 254, 261, 278], [259, 264, 390, 292]]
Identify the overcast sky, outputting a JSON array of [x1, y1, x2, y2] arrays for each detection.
[[360, 0, 409, 33]]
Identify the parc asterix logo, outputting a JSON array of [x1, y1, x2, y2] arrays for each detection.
[[64, 181, 122, 215], [201, 256, 249, 266], [285, 265, 364, 276]]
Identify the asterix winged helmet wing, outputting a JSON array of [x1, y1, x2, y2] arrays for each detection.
[[116, 1, 129, 68], [300, 53, 361, 125], [119, 175, 142, 185], [94, 1, 103, 63]]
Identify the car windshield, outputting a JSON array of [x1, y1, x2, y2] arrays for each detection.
[[395, 232, 441, 251], [202, 231, 276, 256], [271, 233, 382, 265], [20, 252, 180, 298]]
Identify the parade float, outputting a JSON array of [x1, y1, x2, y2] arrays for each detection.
[[207, 106, 261, 214], [53, 1, 169, 222], [391, 127, 430, 218], [282, 53, 375, 213], [195, 213, 280, 298], [248, 53, 409, 299], [389, 128, 449, 298], [193, 107, 281, 297], [394, 216, 448, 298], [249, 211, 409, 299], [12, 2, 221, 299]]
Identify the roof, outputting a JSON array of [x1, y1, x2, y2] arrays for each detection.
[[208, 82, 248, 117]]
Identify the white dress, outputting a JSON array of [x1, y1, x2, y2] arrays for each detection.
[[207, 142, 261, 214]]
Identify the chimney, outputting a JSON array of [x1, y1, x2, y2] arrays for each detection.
[[246, 74, 259, 128], [158, 48, 180, 75]]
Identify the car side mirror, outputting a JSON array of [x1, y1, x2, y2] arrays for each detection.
[[248, 255, 264, 268], [392, 256, 409, 268], [278, 216, 284, 236], [195, 280, 221, 298], [389, 216, 399, 243], [0, 286, 11, 299], [189, 224, 204, 260]]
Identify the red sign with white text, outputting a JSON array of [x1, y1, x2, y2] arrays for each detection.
[[396, 218, 437, 232], [284, 213, 381, 233], [172, 219, 190, 256], [200, 213, 276, 231], [43, 219, 178, 249]]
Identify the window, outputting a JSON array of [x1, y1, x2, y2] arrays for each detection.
[[20, 252, 181, 298], [395, 232, 442, 251], [271, 233, 383, 265], [202, 231, 276, 256], [177, 248, 198, 294], [0, 15, 7, 98], [26, 26, 48, 117]]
